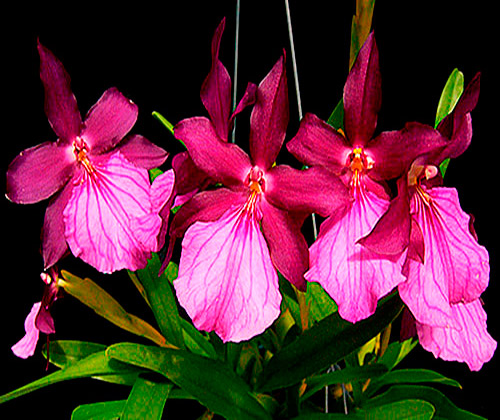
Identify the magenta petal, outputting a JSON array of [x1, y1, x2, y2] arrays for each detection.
[[229, 82, 258, 132], [417, 299, 496, 371], [38, 41, 81, 143], [149, 169, 176, 251], [12, 302, 42, 359], [63, 152, 157, 273], [287, 113, 351, 173], [42, 180, 74, 268], [174, 117, 252, 185], [116, 134, 168, 169], [249, 55, 289, 170], [200, 18, 232, 141], [174, 206, 281, 342], [265, 165, 351, 217], [307, 183, 405, 322], [81, 88, 138, 154], [171, 152, 209, 207], [260, 200, 309, 291], [343, 32, 381, 146], [399, 187, 489, 328], [6, 141, 75, 204], [368, 122, 448, 180]]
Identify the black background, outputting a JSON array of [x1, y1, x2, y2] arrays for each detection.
[[1, 1, 497, 418]]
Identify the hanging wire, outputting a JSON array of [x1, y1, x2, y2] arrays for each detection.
[[284, 0, 318, 240], [231, 0, 241, 143]]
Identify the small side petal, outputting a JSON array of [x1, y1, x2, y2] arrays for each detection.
[[38, 41, 82, 143], [12, 302, 42, 359], [287, 113, 351, 173], [260, 200, 309, 291], [249, 54, 289, 170], [117, 134, 168, 170], [175, 117, 252, 185], [417, 299, 496, 371], [6, 141, 75, 204], [81, 88, 138, 154], [174, 206, 281, 342], [265, 165, 351, 217]]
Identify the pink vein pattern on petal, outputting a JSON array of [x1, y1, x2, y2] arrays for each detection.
[[417, 299, 496, 371], [306, 180, 405, 323], [63, 152, 157, 273], [12, 302, 42, 359], [174, 205, 281, 343], [399, 187, 489, 329]]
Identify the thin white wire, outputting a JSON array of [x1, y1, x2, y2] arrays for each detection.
[[284, 0, 318, 240]]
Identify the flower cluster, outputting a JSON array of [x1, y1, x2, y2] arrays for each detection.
[[7, 20, 495, 372]]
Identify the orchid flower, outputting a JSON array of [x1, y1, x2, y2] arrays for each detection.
[[12, 269, 61, 359], [287, 32, 447, 323], [169, 21, 349, 342], [6, 41, 174, 273], [360, 73, 496, 370]]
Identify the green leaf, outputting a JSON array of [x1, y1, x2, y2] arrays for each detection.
[[121, 376, 172, 420], [435, 68, 465, 178], [180, 318, 217, 358], [59, 270, 169, 348], [71, 400, 125, 420], [327, 98, 344, 130], [257, 293, 404, 392], [362, 385, 486, 420], [152, 111, 175, 136], [435, 68, 464, 128], [293, 400, 434, 419], [132, 255, 185, 349], [0, 351, 145, 405], [350, 0, 376, 70], [43, 340, 143, 386], [305, 281, 338, 323], [106, 343, 272, 420], [377, 338, 418, 371], [366, 368, 461, 397], [302, 364, 388, 401]]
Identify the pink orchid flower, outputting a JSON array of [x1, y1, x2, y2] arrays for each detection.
[[287, 33, 447, 323], [361, 74, 496, 370], [169, 21, 349, 342], [12, 270, 60, 359], [6, 41, 174, 273]]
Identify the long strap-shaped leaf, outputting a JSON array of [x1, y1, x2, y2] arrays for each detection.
[[59, 270, 172, 348], [257, 292, 404, 392], [106, 342, 272, 420], [0, 351, 144, 404]]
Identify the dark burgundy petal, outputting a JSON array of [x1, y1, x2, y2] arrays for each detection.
[[249, 54, 289, 170], [81, 88, 138, 154], [170, 188, 246, 239], [358, 176, 411, 255], [343, 32, 381, 146], [287, 113, 351, 172], [42, 180, 74, 269], [261, 200, 308, 291], [200, 18, 232, 141], [38, 41, 82, 143], [229, 82, 257, 132], [172, 151, 210, 199], [368, 122, 448, 180], [265, 165, 351, 217], [6, 141, 75, 204], [174, 117, 252, 185], [116, 134, 168, 169]]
